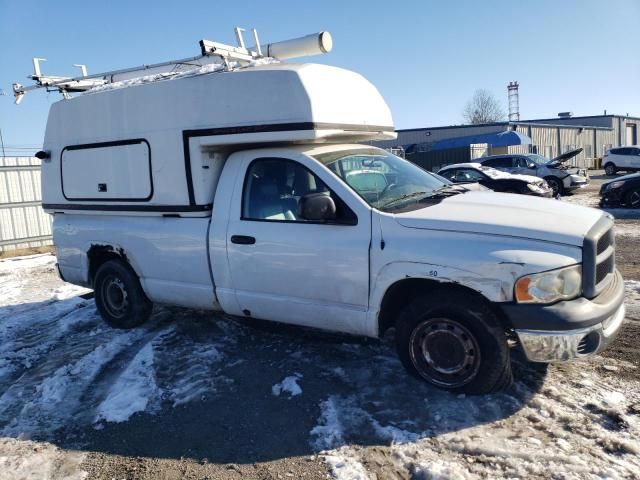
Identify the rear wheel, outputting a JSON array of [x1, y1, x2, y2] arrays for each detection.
[[395, 290, 512, 394], [94, 259, 152, 329], [604, 163, 617, 176], [625, 188, 640, 208], [545, 177, 563, 196]]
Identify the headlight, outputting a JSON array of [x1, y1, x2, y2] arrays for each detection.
[[606, 181, 625, 190], [527, 183, 545, 193], [515, 265, 582, 304]]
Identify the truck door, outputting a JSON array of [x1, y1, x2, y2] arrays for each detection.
[[223, 153, 372, 335]]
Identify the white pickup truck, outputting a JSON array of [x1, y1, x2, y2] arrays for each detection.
[[28, 32, 624, 394]]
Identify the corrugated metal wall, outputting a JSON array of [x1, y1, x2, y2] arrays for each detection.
[[0, 157, 53, 252]]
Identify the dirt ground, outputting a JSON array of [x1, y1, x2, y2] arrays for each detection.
[[1, 172, 639, 480]]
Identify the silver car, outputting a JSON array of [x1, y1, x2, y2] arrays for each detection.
[[476, 148, 589, 196]]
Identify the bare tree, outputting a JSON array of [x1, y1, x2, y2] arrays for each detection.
[[463, 89, 505, 124]]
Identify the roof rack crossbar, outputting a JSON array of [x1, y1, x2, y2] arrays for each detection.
[[12, 27, 332, 104]]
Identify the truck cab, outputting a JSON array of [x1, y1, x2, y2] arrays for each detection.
[[32, 34, 625, 395]]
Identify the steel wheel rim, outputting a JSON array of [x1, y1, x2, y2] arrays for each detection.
[[548, 179, 559, 195], [102, 275, 129, 318], [606, 166, 615, 175], [409, 317, 481, 388]]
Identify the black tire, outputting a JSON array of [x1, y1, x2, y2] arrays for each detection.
[[544, 176, 563, 196], [625, 188, 640, 208], [395, 289, 512, 395], [604, 163, 617, 176], [94, 259, 152, 329]]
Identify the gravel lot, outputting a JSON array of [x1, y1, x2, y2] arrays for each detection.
[[1, 172, 639, 480]]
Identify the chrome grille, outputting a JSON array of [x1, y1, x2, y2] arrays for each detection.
[[596, 228, 614, 255], [582, 216, 615, 299], [596, 254, 615, 285]]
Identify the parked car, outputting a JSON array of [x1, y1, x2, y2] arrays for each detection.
[[599, 172, 640, 208], [602, 146, 640, 176], [476, 149, 589, 196], [29, 33, 625, 395], [437, 163, 553, 197]]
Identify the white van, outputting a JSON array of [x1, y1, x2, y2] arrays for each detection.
[[23, 32, 625, 394]]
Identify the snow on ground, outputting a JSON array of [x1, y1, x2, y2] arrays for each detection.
[[0, 254, 233, 478], [614, 222, 640, 238], [272, 373, 303, 397], [310, 355, 640, 479], [1, 253, 640, 479], [94, 340, 160, 424], [0, 437, 86, 480], [625, 280, 640, 320]]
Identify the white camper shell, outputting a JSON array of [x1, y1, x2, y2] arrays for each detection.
[[42, 63, 395, 215]]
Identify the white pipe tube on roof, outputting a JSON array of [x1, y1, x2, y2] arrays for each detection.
[[262, 32, 332, 60]]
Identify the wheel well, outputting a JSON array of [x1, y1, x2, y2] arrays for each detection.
[[87, 245, 128, 287], [377, 278, 512, 337], [604, 161, 615, 168]]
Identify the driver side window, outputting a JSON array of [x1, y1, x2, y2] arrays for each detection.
[[514, 157, 529, 168], [242, 158, 357, 224]]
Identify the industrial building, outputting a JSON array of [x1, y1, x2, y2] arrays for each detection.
[[371, 114, 640, 172]]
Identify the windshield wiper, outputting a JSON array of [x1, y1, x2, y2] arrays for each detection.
[[379, 191, 431, 209], [423, 185, 468, 198]]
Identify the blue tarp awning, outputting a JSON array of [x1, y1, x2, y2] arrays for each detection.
[[427, 130, 532, 151]]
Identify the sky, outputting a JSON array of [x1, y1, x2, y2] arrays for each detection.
[[0, 0, 639, 152]]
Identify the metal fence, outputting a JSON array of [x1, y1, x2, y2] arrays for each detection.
[[0, 157, 52, 252]]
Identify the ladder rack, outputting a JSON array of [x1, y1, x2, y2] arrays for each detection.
[[12, 28, 332, 104]]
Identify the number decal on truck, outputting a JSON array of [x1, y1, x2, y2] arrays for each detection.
[[428, 270, 438, 277]]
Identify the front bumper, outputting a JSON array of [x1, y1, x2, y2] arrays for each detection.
[[564, 173, 590, 191], [502, 269, 625, 362], [529, 189, 553, 198], [599, 185, 624, 206], [515, 303, 624, 362], [565, 180, 589, 191]]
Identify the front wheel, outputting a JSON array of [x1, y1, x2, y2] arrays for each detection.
[[545, 177, 563, 196], [395, 290, 512, 394], [625, 188, 640, 208], [604, 163, 617, 176], [94, 259, 152, 329]]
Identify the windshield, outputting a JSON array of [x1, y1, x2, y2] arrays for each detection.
[[527, 154, 548, 165], [311, 148, 453, 212]]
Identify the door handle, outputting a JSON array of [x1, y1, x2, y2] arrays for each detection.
[[230, 235, 256, 245]]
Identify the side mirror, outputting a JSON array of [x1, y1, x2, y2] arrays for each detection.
[[528, 163, 536, 169], [299, 193, 336, 222]]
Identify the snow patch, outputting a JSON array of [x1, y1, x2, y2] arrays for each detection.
[[323, 450, 370, 480], [95, 341, 159, 423], [272, 373, 303, 397], [0, 437, 87, 480]]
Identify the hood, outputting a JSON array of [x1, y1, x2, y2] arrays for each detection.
[[483, 168, 539, 184], [394, 191, 605, 246], [547, 148, 583, 166], [604, 172, 640, 185], [506, 173, 544, 184]]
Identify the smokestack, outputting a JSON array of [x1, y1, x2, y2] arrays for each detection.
[[508, 81, 520, 121]]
